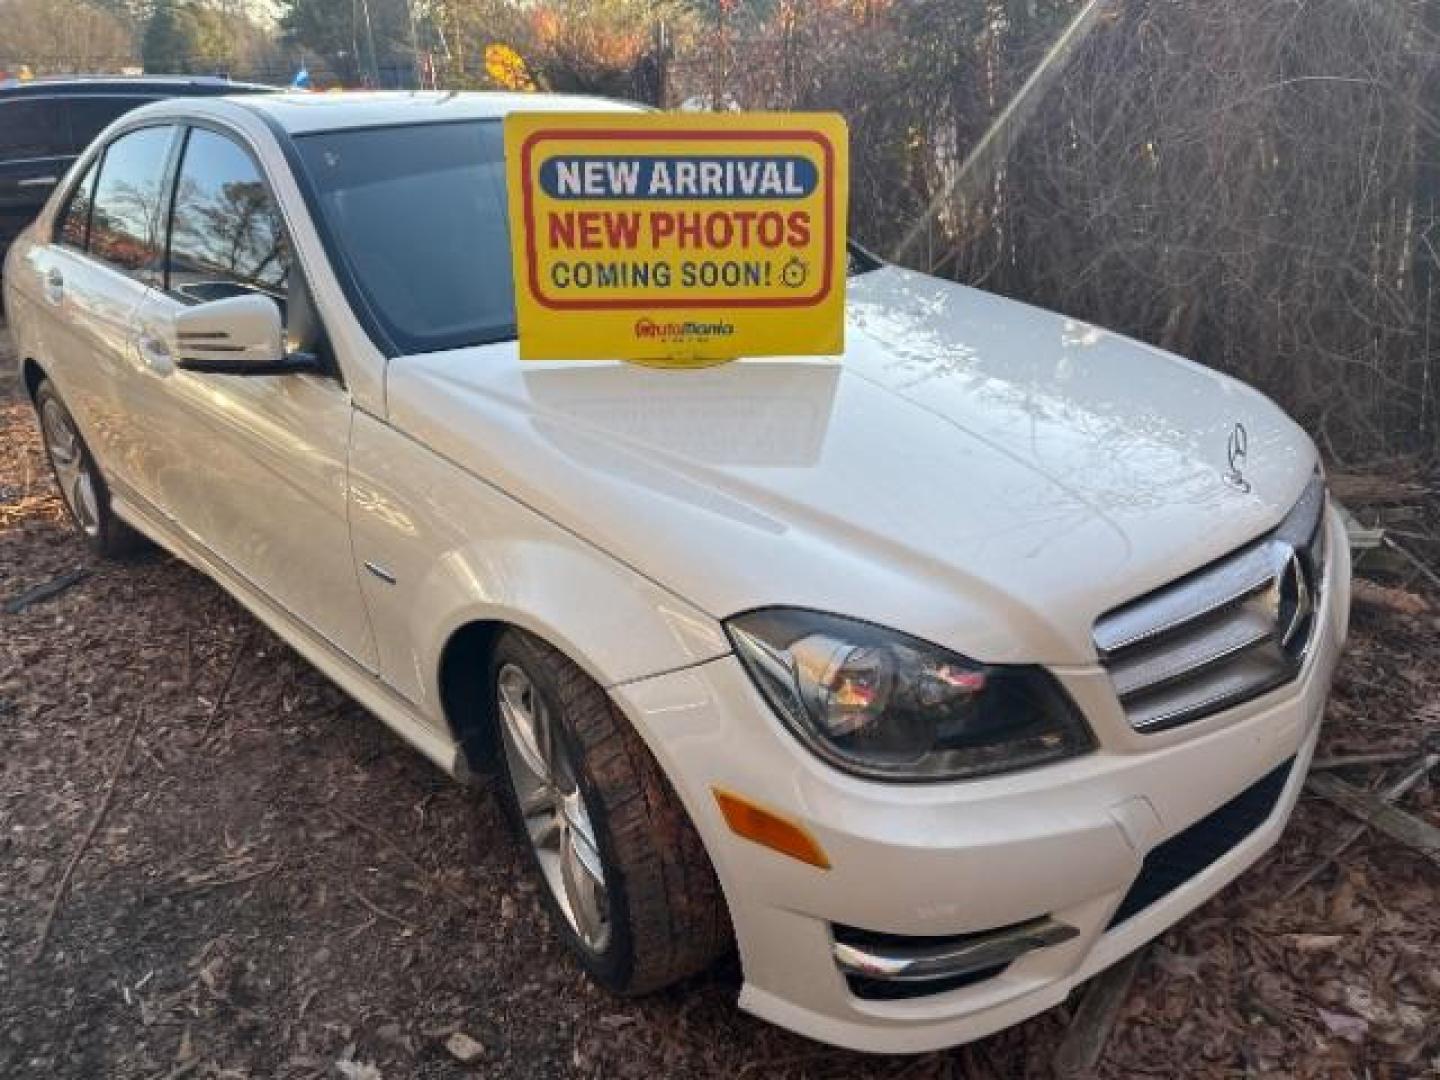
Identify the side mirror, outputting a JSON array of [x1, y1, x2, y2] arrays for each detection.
[[172, 293, 317, 376]]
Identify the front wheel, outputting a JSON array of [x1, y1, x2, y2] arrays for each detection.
[[491, 628, 730, 994], [34, 378, 143, 559]]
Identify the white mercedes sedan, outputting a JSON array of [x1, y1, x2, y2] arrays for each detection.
[[3, 92, 1350, 1053]]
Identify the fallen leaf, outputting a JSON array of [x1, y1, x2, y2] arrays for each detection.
[[1282, 933, 1345, 953], [335, 1057, 383, 1080], [1152, 947, 1205, 980], [445, 1031, 485, 1065], [1318, 1008, 1369, 1043]]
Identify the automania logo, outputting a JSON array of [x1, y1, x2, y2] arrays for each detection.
[[634, 317, 736, 342]]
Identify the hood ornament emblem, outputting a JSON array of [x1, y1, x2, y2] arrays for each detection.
[[1223, 422, 1251, 493]]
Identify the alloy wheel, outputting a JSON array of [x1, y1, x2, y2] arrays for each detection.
[[497, 662, 612, 952], [39, 398, 101, 539]]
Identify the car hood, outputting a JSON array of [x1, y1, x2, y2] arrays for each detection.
[[385, 267, 1317, 664]]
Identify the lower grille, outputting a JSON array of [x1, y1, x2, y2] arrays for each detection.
[[1107, 757, 1294, 928], [845, 962, 1009, 1001], [1094, 478, 1327, 733]]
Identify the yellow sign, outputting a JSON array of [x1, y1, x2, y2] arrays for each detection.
[[504, 112, 848, 364]]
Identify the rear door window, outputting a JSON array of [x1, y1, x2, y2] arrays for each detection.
[[87, 125, 177, 283], [166, 127, 290, 304], [0, 100, 68, 160], [56, 159, 100, 249]]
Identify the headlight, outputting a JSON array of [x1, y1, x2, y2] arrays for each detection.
[[727, 609, 1094, 782]]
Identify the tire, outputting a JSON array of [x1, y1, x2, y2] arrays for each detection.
[[490, 628, 731, 995], [34, 378, 144, 559]]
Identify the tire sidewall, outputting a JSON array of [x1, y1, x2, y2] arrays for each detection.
[[489, 631, 638, 991]]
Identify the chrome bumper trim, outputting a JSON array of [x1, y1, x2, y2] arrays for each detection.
[[832, 917, 1079, 984]]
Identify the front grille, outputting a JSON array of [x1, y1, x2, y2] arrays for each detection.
[[1107, 757, 1293, 928], [1094, 478, 1327, 733]]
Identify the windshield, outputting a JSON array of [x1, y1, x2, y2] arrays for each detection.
[[294, 119, 879, 356], [295, 120, 516, 355]]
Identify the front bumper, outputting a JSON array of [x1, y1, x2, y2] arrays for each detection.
[[612, 509, 1350, 1054]]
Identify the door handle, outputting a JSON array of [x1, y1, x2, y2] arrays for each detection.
[[17, 175, 58, 189], [138, 332, 175, 377], [43, 267, 63, 304]]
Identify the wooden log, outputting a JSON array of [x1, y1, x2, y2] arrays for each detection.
[[1283, 754, 1439, 899], [1053, 948, 1146, 1077], [1306, 769, 1440, 870], [1351, 578, 1431, 616]]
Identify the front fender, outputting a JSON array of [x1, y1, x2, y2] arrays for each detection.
[[348, 408, 729, 731]]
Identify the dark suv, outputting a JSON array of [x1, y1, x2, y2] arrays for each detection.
[[0, 76, 273, 269]]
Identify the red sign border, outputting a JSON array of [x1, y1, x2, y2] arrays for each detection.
[[519, 128, 837, 311]]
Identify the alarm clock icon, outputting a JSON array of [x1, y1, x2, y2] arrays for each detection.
[[780, 257, 809, 289]]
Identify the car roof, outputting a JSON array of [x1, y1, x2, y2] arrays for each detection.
[[231, 90, 641, 135], [0, 75, 275, 98]]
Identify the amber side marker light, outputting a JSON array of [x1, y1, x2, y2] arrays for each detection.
[[713, 788, 831, 870]]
